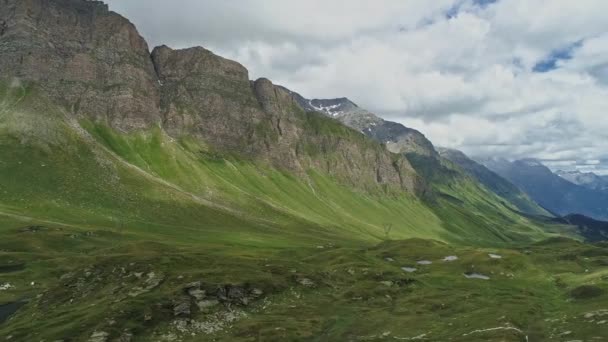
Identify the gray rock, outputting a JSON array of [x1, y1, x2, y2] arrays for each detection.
[[173, 297, 191, 317], [188, 288, 206, 301], [250, 288, 264, 298], [88, 331, 109, 342]]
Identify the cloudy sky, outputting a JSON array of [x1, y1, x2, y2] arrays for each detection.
[[106, 0, 608, 175]]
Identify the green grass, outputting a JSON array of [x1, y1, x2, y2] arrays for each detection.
[[0, 81, 603, 340], [1, 219, 606, 341]]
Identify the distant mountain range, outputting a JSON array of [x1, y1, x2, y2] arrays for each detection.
[[556, 170, 608, 192], [478, 158, 608, 221], [438, 149, 549, 216]]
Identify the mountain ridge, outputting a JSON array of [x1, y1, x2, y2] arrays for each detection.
[[478, 157, 608, 220], [557, 169, 608, 192]]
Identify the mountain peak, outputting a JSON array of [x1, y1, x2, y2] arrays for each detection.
[[517, 158, 545, 167], [280, 87, 438, 157], [557, 169, 608, 191]]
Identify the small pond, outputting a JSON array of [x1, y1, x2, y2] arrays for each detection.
[[0, 302, 26, 324]]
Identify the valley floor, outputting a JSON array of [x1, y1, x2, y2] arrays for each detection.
[[1, 214, 607, 341]]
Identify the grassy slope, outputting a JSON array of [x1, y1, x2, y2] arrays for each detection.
[[1, 82, 602, 341]]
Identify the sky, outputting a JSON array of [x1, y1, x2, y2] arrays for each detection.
[[106, 0, 608, 175]]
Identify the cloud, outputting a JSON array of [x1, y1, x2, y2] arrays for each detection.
[[105, 0, 608, 174]]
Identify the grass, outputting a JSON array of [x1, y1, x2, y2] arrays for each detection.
[[0, 81, 604, 340], [1, 219, 606, 341]]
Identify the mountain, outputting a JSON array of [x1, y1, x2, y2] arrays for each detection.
[[282, 90, 438, 157], [479, 158, 608, 220], [557, 170, 608, 192], [0, 1, 603, 341], [438, 148, 549, 216]]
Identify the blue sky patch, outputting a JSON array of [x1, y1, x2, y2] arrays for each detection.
[[446, 0, 499, 19], [533, 40, 584, 72]]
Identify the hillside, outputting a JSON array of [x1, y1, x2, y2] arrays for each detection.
[[438, 148, 549, 216], [0, 0, 605, 341]]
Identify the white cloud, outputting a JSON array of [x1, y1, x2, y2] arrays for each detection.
[[106, 0, 608, 173]]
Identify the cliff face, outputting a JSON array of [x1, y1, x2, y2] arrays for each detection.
[[0, 0, 161, 130], [0, 1, 422, 195], [152, 45, 420, 193]]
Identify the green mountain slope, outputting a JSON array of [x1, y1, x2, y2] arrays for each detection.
[[438, 147, 550, 216], [0, 81, 564, 247]]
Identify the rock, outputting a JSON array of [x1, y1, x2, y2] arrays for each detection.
[[488, 254, 502, 259], [250, 288, 264, 298], [184, 281, 205, 300], [88, 331, 109, 342], [188, 288, 206, 301], [184, 281, 202, 290], [173, 297, 191, 317], [417, 260, 432, 265], [128, 272, 164, 297], [0, 283, 13, 291], [297, 278, 316, 288], [214, 285, 251, 306], [227, 286, 246, 302], [380, 281, 394, 287], [117, 331, 133, 342]]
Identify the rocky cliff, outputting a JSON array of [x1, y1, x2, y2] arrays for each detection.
[[0, 0, 161, 130], [152, 45, 420, 193], [0, 0, 421, 195]]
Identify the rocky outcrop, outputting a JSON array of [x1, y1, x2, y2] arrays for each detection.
[[152, 45, 421, 194], [152, 45, 263, 154], [0, 0, 161, 130]]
